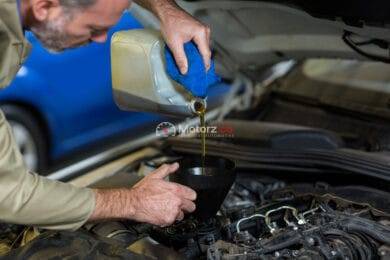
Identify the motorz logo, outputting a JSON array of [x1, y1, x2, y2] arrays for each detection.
[[155, 122, 176, 137], [155, 122, 234, 138]]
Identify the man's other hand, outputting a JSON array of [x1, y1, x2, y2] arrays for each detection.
[[90, 163, 197, 227], [128, 163, 196, 226], [158, 3, 211, 75]]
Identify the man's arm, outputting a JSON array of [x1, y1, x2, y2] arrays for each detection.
[[89, 163, 196, 226], [134, 0, 211, 75], [0, 110, 95, 230]]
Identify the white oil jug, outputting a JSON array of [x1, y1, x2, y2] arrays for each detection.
[[111, 29, 205, 117]]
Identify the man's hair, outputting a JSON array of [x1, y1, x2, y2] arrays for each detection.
[[59, 0, 97, 9]]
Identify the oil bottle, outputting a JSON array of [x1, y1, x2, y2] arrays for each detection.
[[111, 29, 199, 117]]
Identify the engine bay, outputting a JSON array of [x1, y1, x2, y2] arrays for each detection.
[[86, 158, 390, 259], [1, 145, 389, 259]]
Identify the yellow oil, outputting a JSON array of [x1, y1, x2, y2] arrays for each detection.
[[193, 100, 206, 173], [200, 111, 206, 163]]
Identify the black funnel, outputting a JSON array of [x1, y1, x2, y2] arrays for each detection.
[[171, 156, 236, 220]]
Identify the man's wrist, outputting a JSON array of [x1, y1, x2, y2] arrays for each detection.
[[154, 0, 180, 22], [89, 188, 136, 221], [134, 0, 180, 22]]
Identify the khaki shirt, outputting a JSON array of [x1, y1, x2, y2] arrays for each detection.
[[0, 0, 95, 230]]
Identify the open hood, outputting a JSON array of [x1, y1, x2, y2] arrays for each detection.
[[131, 1, 390, 75]]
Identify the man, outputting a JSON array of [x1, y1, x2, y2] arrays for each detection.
[[0, 0, 212, 230]]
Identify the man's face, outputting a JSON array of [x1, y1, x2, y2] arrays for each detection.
[[31, 0, 130, 52]]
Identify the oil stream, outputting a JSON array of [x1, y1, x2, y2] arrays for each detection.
[[193, 99, 206, 173], [200, 111, 206, 167]]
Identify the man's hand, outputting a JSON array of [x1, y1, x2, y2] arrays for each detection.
[[89, 163, 197, 227], [128, 163, 196, 226], [135, 0, 211, 74], [159, 4, 211, 75]]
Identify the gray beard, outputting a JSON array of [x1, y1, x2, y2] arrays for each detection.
[[30, 11, 87, 53]]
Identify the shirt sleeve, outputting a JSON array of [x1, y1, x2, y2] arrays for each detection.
[[0, 110, 95, 230]]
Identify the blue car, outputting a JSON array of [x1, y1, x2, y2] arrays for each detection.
[[0, 12, 164, 173]]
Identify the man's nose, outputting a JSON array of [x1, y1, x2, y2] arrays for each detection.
[[91, 33, 108, 43]]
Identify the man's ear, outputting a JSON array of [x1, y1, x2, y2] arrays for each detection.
[[31, 0, 61, 22]]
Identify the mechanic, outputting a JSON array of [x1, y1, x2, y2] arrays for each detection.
[[0, 0, 211, 230]]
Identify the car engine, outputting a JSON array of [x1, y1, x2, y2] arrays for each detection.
[[1, 159, 389, 259], [87, 172, 390, 260]]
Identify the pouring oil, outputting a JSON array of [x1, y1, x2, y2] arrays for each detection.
[[192, 99, 207, 173], [199, 110, 206, 162]]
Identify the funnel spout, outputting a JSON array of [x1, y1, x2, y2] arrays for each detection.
[[170, 156, 236, 220]]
